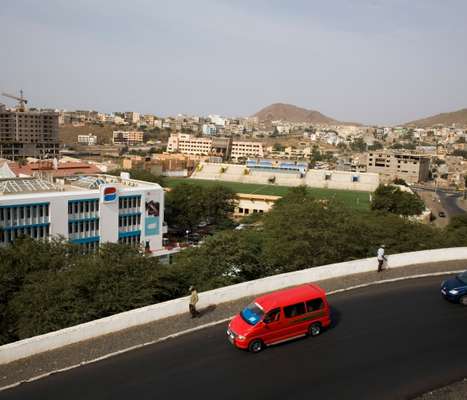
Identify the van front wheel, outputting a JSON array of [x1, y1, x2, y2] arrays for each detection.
[[308, 323, 321, 337], [248, 339, 264, 353]]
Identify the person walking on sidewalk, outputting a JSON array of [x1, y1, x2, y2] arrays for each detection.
[[189, 286, 200, 318], [377, 245, 387, 272]]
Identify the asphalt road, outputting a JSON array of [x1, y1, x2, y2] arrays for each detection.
[[438, 192, 465, 217], [1, 276, 466, 400]]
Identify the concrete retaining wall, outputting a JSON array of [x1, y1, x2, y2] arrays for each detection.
[[1, 247, 466, 364], [191, 162, 380, 191]]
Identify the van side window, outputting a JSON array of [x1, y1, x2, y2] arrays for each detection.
[[264, 308, 281, 323], [306, 298, 324, 312], [284, 303, 306, 318]]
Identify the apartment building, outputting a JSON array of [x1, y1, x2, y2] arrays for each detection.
[[167, 133, 263, 161], [266, 145, 311, 160], [112, 130, 144, 145], [0, 107, 60, 160], [0, 174, 165, 253], [77, 134, 97, 146], [167, 133, 212, 155], [123, 112, 140, 125], [230, 141, 264, 161], [366, 151, 430, 183]]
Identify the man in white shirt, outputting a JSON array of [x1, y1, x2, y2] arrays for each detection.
[[377, 245, 387, 272]]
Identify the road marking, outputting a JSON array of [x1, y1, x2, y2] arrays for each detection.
[[326, 271, 465, 296], [0, 270, 463, 392]]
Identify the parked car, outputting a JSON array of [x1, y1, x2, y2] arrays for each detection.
[[441, 271, 467, 305], [227, 283, 331, 353]]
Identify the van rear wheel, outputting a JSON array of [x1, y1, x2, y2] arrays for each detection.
[[460, 295, 467, 306], [308, 323, 321, 337], [248, 339, 264, 353]]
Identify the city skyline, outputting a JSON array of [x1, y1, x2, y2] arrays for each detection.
[[1, 0, 467, 125]]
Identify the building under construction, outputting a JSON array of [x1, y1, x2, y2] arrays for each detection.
[[0, 91, 60, 161]]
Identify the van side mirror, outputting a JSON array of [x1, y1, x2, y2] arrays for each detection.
[[263, 317, 271, 324]]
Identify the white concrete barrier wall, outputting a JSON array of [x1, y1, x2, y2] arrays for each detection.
[[191, 162, 379, 191], [1, 247, 466, 364]]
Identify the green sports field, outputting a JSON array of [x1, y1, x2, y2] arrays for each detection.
[[164, 178, 371, 211]]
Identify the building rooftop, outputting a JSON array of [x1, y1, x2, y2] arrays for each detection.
[[0, 178, 58, 195], [0, 174, 160, 197], [8, 161, 101, 178]]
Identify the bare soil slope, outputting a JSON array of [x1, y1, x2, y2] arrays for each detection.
[[405, 108, 467, 127], [253, 103, 338, 124]]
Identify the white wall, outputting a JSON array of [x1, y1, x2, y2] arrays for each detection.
[[99, 184, 119, 243], [191, 162, 379, 192], [304, 170, 379, 191], [1, 247, 466, 364]]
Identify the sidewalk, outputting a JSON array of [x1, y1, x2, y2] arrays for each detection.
[[1, 259, 466, 390]]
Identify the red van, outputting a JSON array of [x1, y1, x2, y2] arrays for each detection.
[[227, 283, 331, 353]]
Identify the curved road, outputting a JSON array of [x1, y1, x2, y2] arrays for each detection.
[[1, 276, 467, 400], [438, 192, 465, 217]]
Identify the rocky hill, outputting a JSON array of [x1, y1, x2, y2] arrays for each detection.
[[252, 103, 339, 124], [405, 108, 467, 127]]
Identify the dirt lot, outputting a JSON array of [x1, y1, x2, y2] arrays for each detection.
[[59, 124, 115, 145]]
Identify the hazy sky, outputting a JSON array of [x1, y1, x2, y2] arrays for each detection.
[[1, 0, 466, 125]]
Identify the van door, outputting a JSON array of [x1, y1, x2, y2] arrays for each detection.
[[261, 308, 285, 345], [283, 302, 308, 338]]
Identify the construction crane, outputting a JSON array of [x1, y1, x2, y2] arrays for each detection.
[[1, 90, 28, 112]]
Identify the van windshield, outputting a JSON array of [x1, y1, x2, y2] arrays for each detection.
[[240, 303, 264, 325]]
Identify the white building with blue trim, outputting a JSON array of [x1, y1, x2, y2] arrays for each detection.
[[0, 174, 165, 253]]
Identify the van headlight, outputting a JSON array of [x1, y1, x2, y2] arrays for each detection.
[[449, 289, 459, 295]]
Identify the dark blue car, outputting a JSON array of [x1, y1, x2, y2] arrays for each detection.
[[441, 271, 467, 305]]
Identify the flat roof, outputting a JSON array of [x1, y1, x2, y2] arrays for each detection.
[[0, 174, 161, 197], [255, 284, 325, 311]]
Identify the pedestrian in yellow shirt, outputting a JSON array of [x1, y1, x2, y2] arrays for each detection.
[[189, 286, 200, 318]]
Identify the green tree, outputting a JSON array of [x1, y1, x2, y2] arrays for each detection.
[[203, 185, 237, 226], [171, 230, 265, 289], [337, 142, 348, 151], [368, 141, 383, 151], [310, 146, 323, 163], [261, 188, 368, 272], [273, 143, 285, 152], [165, 183, 206, 231], [0, 238, 74, 343], [350, 138, 367, 152], [8, 243, 162, 340], [165, 183, 237, 231], [371, 185, 425, 216]]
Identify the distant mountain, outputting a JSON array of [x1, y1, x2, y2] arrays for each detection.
[[404, 108, 467, 127], [253, 103, 340, 124]]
